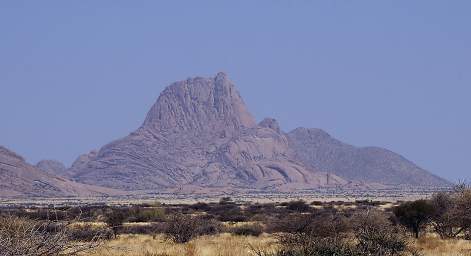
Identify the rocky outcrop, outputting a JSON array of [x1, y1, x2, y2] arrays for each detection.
[[67, 72, 449, 191], [142, 72, 256, 133], [0, 146, 119, 198]]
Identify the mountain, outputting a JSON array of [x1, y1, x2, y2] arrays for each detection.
[[287, 128, 449, 186], [67, 73, 347, 191], [36, 159, 66, 176], [67, 72, 449, 191], [0, 146, 118, 198]]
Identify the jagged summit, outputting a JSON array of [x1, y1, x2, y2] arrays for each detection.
[[142, 72, 256, 132]]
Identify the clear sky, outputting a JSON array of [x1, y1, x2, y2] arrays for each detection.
[[1, 1, 470, 182]]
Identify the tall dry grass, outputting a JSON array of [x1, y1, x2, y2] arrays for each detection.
[[83, 233, 276, 256], [82, 233, 471, 256], [415, 235, 471, 256]]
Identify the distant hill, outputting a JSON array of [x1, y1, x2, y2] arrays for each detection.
[[36, 159, 67, 176], [0, 146, 118, 198], [287, 128, 449, 186], [65, 72, 450, 192]]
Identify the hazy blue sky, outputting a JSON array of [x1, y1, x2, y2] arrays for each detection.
[[1, 1, 470, 182]]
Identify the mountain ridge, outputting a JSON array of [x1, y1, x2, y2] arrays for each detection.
[[287, 127, 448, 186]]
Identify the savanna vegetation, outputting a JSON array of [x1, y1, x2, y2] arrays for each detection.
[[0, 185, 470, 256]]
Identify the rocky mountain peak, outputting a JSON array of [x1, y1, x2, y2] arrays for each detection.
[[142, 72, 256, 132]]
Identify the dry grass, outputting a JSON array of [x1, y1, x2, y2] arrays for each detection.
[[82, 233, 471, 256], [415, 235, 471, 256], [83, 233, 276, 256]]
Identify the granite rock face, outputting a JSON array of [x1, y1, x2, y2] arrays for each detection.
[[0, 146, 118, 197], [142, 72, 256, 133], [68, 73, 449, 191]]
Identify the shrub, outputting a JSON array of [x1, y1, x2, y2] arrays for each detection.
[[127, 207, 166, 222], [254, 235, 357, 256], [265, 213, 314, 234], [218, 210, 248, 222], [164, 214, 223, 243], [353, 210, 411, 256], [266, 210, 350, 238], [250, 213, 271, 222], [209, 204, 248, 222], [259, 210, 356, 256], [195, 217, 223, 236], [430, 192, 457, 238], [430, 184, 471, 239], [452, 183, 471, 236], [283, 200, 311, 212], [104, 208, 126, 237], [355, 200, 382, 207], [0, 216, 101, 256], [246, 203, 276, 214], [230, 223, 263, 237], [263, 210, 418, 256], [69, 224, 113, 241], [190, 202, 211, 212], [394, 199, 435, 238], [164, 214, 197, 243], [119, 223, 166, 235]]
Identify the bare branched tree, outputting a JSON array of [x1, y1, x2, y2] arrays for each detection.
[[0, 215, 102, 256], [431, 182, 471, 239]]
